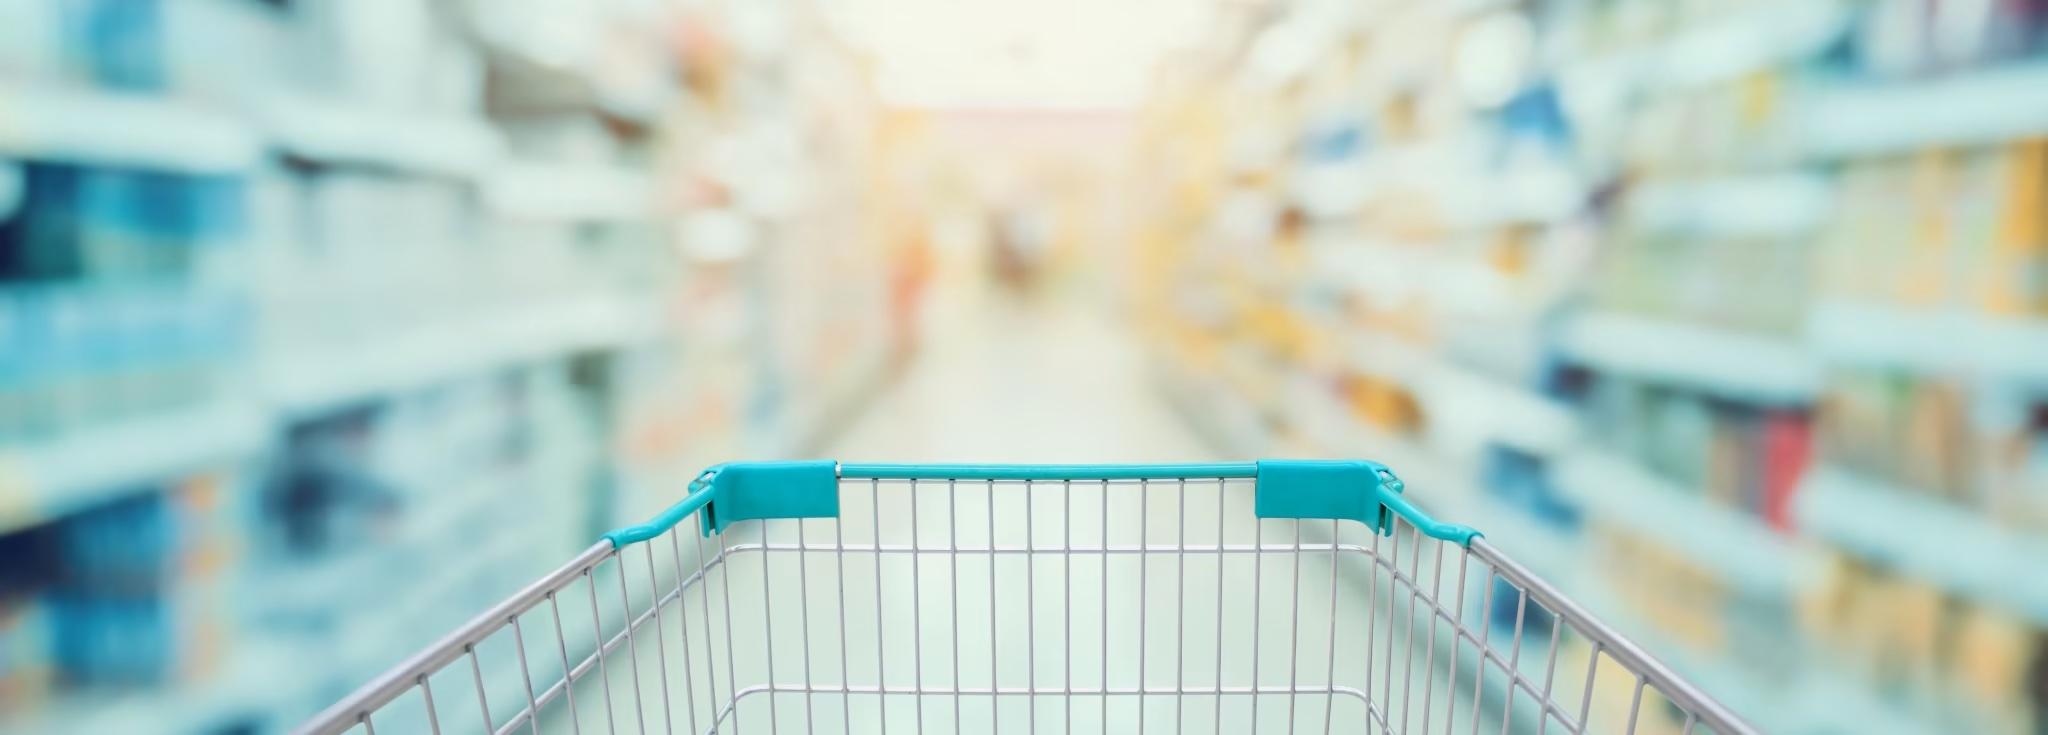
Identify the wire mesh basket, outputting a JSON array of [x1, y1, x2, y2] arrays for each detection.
[[295, 460, 1755, 735]]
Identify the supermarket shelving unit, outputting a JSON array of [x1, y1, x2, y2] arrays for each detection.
[[257, 292, 659, 419], [1550, 449, 1820, 599], [1799, 61, 2048, 160], [1133, 0, 2048, 732], [0, 401, 269, 537], [1556, 311, 1823, 406], [1809, 300, 2048, 380], [0, 81, 264, 174], [0, 1, 915, 732], [1797, 467, 2048, 627]]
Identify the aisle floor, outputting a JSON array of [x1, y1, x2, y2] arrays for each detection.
[[826, 301, 1217, 463]]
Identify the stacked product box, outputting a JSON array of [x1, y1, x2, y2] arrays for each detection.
[[0, 0, 254, 711], [0, 470, 240, 702], [0, 533, 52, 713], [0, 164, 248, 443], [1803, 554, 2048, 733], [46, 478, 236, 688], [1579, 377, 1813, 532], [254, 365, 605, 700]]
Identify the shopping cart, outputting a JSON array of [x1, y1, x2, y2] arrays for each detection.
[[296, 460, 1756, 735]]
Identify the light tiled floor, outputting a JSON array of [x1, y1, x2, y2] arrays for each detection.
[[826, 300, 1218, 464]]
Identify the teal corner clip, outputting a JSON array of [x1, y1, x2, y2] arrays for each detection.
[[602, 461, 840, 547], [1253, 459, 1479, 545], [694, 460, 840, 536]]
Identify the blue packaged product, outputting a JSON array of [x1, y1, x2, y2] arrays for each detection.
[[59, 0, 165, 90], [10, 165, 83, 281]]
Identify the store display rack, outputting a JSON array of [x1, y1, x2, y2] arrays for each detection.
[[1133, 0, 2048, 731], [1798, 466, 2048, 627], [0, 80, 263, 174], [0, 401, 267, 536], [0, 1, 916, 733]]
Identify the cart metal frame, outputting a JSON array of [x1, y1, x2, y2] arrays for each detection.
[[296, 460, 1756, 735]]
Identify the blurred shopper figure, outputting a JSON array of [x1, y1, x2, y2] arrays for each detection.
[[990, 194, 1056, 296]]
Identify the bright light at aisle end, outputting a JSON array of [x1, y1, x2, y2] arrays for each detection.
[[824, 0, 1220, 109]]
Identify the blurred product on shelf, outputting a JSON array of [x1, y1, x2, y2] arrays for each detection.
[[0, 162, 248, 445], [0, 163, 243, 283], [1803, 552, 2048, 735], [1815, 142, 2048, 322], [0, 283, 247, 444], [250, 365, 597, 712], [1130, 0, 2048, 731], [1846, 0, 2048, 79], [0, 473, 235, 700], [1, 0, 921, 731], [7, 0, 167, 91], [1574, 374, 1813, 532], [1820, 369, 1995, 510]]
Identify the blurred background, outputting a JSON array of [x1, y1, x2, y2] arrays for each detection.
[[0, 0, 2046, 732]]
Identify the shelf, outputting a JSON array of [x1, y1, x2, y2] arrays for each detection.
[[1343, 329, 1440, 384], [1808, 301, 2048, 381], [1558, 312, 1821, 405], [0, 401, 269, 534], [253, 94, 505, 177], [1575, 577, 1944, 734], [1788, 676, 1944, 735], [1586, 575, 1946, 734], [262, 294, 659, 417], [1414, 364, 1579, 457], [1439, 168, 1586, 229], [1394, 446, 1580, 583], [1349, 141, 1585, 229], [0, 298, 643, 526], [1659, 0, 1849, 90], [9, 637, 304, 734], [479, 162, 659, 222], [1801, 60, 2048, 158], [0, 81, 263, 174], [1341, 326, 1579, 454], [1438, 315, 1555, 386], [1567, 579, 1785, 730], [1279, 383, 1582, 579], [1563, 0, 1847, 96], [1795, 466, 2048, 626], [331, 531, 537, 678], [1553, 450, 1818, 598], [1626, 173, 1834, 237]]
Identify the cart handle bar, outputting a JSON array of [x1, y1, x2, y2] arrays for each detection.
[[603, 460, 1481, 548]]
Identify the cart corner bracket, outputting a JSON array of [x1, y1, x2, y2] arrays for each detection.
[[699, 460, 841, 536], [1253, 459, 1402, 535]]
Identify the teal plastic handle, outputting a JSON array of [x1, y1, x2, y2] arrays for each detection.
[[1376, 485, 1481, 545], [602, 460, 1482, 549], [602, 472, 719, 547]]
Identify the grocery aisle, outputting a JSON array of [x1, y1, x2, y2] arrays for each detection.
[[16, 0, 2046, 732], [826, 300, 1215, 463], [526, 300, 1506, 735], [656, 301, 1501, 735]]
